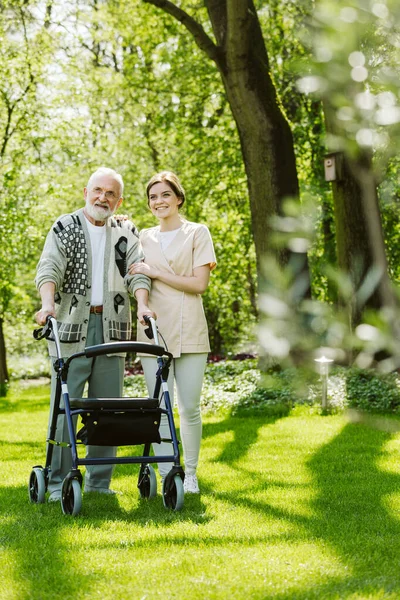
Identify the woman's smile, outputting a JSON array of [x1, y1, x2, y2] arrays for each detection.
[[148, 181, 183, 229]]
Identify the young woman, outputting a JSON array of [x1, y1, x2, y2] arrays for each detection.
[[129, 171, 216, 493]]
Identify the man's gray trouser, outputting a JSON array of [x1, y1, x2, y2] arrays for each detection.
[[47, 313, 124, 494]]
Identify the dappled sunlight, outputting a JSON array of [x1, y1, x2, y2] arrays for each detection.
[[382, 493, 400, 523], [0, 547, 22, 600], [302, 422, 400, 597], [201, 413, 347, 535]]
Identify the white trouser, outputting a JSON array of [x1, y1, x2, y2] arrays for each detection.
[[141, 353, 207, 478]]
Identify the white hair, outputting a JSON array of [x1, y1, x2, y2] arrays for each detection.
[[87, 167, 124, 196]]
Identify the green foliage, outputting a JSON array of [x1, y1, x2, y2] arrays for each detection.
[[123, 372, 149, 398], [0, 5, 54, 317], [203, 359, 319, 416], [206, 358, 400, 417], [7, 352, 50, 381], [297, 0, 400, 159], [202, 359, 260, 412], [346, 367, 400, 413], [2, 0, 400, 371], [234, 367, 314, 416], [380, 156, 400, 282]]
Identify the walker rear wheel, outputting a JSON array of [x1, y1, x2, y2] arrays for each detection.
[[61, 478, 82, 516], [138, 464, 157, 499], [28, 467, 46, 504], [162, 474, 184, 511]]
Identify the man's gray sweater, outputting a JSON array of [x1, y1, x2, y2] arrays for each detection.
[[35, 208, 151, 357]]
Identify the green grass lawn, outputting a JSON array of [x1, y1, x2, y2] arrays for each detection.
[[1, 381, 400, 599]]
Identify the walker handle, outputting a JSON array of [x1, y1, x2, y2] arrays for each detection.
[[33, 316, 63, 359], [83, 341, 171, 359], [33, 315, 55, 340], [143, 315, 160, 345]]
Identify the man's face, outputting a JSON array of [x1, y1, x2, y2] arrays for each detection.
[[84, 174, 123, 223]]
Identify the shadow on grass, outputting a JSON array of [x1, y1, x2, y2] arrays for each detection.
[[0, 484, 94, 599], [201, 409, 400, 598], [82, 486, 211, 530], [107, 461, 212, 526], [267, 421, 400, 599], [0, 481, 210, 597], [0, 440, 44, 462], [202, 409, 289, 466], [5, 382, 400, 597], [0, 384, 49, 413]]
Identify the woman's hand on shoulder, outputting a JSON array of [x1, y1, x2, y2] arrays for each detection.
[[113, 214, 129, 223], [129, 261, 159, 279]]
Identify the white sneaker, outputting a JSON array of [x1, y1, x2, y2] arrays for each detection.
[[184, 474, 200, 494]]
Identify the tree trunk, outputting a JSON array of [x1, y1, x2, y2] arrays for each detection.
[[321, 197, 337, 303], [208, 0, 300, 270], [325, 112, 394, 327], [0, 318, 9, 396], [143, 0, 310, 295]]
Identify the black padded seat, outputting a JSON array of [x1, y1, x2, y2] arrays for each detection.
[[69, 397, 159, 410]]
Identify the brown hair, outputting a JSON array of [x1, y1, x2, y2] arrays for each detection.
[[146, 171, 185, 208]]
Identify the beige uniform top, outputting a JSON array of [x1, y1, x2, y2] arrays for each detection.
[[137, 220, 217, 357]]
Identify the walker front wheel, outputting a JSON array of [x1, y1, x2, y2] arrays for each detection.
[[28, 467, 46, 504], [61, 478, 82, 516], [162, 474, 184, 511], [138, 464, 157, 499]]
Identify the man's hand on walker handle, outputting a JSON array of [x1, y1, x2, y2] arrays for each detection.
[[137, 306, 157, 326], [35, 306, 56, 326]]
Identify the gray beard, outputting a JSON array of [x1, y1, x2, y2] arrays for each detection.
[[85, 201, 113, 222]]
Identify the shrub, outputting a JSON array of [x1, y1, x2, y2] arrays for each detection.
[[232, 364, 400, 416], [202, 359, 260, 411], [346, 367, 400, 413], [233, 366, 318, 416], [8, 353, 51, 380]]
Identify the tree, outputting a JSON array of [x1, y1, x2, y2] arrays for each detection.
[[0, 0, 259, 361], [142, 0, 310, 289], [0, 3, 53, 392], [259, 0, 400, 371], [297, 0, 400, 328]]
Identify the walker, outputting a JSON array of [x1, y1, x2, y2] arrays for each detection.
[[28, 316, 184, 515]]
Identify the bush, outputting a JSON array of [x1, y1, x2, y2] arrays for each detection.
[[346, 367, 400, 413], [8, 349, 400, 417], [8, 353, 51, 380], [201, 359, 260, 411], [231, 364, 400, 416], [233, 366, 319, 416], [124, 373, 149, 398]]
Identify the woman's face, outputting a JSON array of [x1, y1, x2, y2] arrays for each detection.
[[148, 181, 182, 220]]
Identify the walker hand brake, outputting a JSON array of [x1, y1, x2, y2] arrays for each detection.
[[33, 316, 63, 359], [143, 315, 160, 345], [33, 315, 54, 340]]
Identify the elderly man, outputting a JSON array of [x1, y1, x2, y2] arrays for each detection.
[[35, 167, 153, 502]]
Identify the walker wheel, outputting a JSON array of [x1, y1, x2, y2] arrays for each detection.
[[61, 477, 82, 516], [162, 474, 184, 511], [28, 467, 46, 504], [138, 464, 157, 499]]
